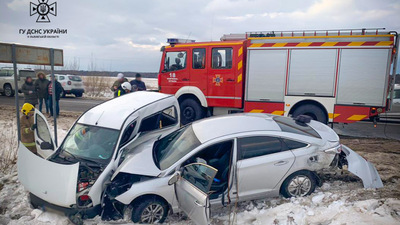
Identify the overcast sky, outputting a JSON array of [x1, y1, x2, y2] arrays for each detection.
[[1, 0, 400, 72]]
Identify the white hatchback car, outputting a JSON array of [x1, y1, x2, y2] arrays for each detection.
[[18, 92, 180, 220], [104, 114, 382, 224]]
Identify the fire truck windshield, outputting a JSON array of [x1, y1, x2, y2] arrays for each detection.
[[164, 51, 187, 72]]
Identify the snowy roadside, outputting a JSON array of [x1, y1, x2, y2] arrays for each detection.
[[0, 106, 399, 225]]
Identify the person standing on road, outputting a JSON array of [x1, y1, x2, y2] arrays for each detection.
[[20, 103, 37, 154], [34, 72, 50, 114], [111, 73, 128, 98], [116, 82, 132, 97], [47, 76, 64, 117], [130, 73, 146, 92], [21, 76, 38, 106]]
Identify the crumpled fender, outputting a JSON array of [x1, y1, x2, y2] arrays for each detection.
[[342, 145, 383, 189]]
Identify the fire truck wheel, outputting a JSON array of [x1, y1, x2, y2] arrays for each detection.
[[180, 98, 205, 125], [292, 104, 327, 124]]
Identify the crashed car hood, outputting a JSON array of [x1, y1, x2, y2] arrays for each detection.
[[342, 145, 383, 189], [113, 140, 161, 179], [17, 143, 79, 208]]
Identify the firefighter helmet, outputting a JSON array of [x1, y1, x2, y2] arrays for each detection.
[[121, 82, 132, 91], [21, 103, 34, 116]]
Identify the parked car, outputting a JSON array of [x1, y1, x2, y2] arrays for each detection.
[[0, 67, 36, 97], [47, 74, 85, 97], [105, 114, 382, 224], [18, 92, 180, 220]]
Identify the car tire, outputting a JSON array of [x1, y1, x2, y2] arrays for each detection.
[[280, 171, 317, 198], [131, 197, 169, 224], [4, 84, 14, 97], [75, 93, 83, 97], [180, 98, 205, 125], [61, 91, 66, 98], [292, 104, 327, 124]]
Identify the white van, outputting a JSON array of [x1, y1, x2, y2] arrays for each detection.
[[0, 67, 36, 97], [18, 92, 180, 220]]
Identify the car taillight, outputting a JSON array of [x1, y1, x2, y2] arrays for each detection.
[[68, 81, 72, 85], [78, 182, 89, 192], [337, 144, 342, 153], [324, 144, 342, 154]]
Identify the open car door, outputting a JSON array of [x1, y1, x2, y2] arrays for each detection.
[[34, 109, 56, 158], [171, 163, 218, 225]]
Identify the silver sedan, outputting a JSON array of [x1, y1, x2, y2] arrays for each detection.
[[109, 113, 382, 225]]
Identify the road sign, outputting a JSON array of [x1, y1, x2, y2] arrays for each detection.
[[0, 43, 63, 66], [0, 43, 63, 145]]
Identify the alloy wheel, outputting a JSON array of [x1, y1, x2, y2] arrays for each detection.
[[287, 175, 312, 197], [140, 203, 164, 224]]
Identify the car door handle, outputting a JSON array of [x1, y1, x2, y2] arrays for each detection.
[[194, 200, 205, 207], [182, 78, 190, 81], [274, 160, 288, 166]]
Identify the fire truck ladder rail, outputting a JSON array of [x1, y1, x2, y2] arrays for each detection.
[[246, 28, 388, 38]]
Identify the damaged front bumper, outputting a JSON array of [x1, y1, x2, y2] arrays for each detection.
[[336, 145, 383, 189], [30, 193, 101, 219]]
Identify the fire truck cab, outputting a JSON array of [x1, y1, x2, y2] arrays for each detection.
[[158, 29, 399, 125]]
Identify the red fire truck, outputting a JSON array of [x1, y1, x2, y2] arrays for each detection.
[[158, 28, 399, 125]]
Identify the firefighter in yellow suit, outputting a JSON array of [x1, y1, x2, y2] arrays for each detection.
[[20, 103, 37, 154]]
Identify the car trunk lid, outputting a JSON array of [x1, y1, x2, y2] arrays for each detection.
[[308, 120, 339, 142]]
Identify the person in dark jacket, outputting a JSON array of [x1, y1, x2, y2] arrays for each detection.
[[47, 76, 64, 117], [34, 72, 50, 114], [130, 73, 146, 92], [21, 76, 38, 106]]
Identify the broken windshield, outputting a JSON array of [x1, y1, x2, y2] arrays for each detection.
[[59, 123, 120, 162]]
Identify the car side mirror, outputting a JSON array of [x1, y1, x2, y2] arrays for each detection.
[[168, 171, 181, 185], [40, 141, 53, 150]]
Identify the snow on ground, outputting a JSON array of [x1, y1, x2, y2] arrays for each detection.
[[81, 77, 158, 99], [0, 105, 399, 225]]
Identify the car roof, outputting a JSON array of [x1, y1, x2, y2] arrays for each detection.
[[77, 92, 174, 130], [191, 113, 282, 143]]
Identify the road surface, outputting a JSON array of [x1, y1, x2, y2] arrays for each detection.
[[0, 95, 105, 112], [1, 95, 399, 140]]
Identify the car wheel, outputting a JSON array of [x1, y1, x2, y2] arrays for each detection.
[[131, 197, 169, 224], [280, 171, 316, 198], [75, 93, 83, 97], [180, 98, 205, 125], [292, 104, 327, 124], [61, 91, 66, 98], [4, 84, 14, 97]]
